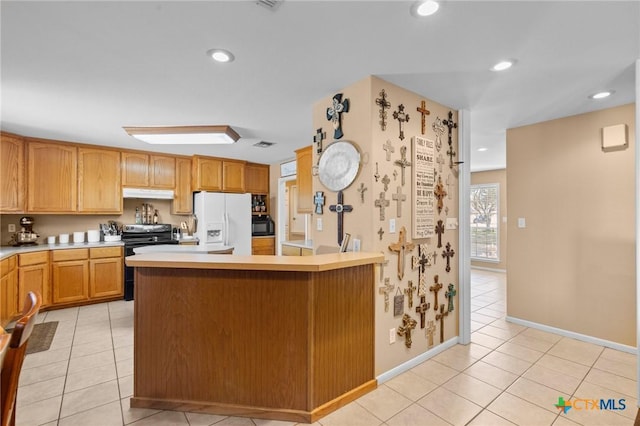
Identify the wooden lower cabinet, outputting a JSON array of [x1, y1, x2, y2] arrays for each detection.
[[1, 255, 18, 326], [52, 249, 89, 304], [251, 237, 275, 255], [18, 251, 50, 307], [281, 245, 313, 256], [90, 256, 123, 298]]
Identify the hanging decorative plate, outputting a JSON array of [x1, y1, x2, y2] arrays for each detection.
[[318, 141, 361, 191]]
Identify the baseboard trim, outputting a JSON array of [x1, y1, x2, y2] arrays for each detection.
[[506, 316, 636, 354], [471, 266, 506, 273], [376, 337, 458, 384]]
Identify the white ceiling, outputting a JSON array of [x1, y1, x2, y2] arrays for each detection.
[[1, 1, 638, 172]]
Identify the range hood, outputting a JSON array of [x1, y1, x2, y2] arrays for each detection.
[[123, 188, 175, 200]]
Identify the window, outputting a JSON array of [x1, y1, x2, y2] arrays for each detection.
[[470, 183, 499, 261]]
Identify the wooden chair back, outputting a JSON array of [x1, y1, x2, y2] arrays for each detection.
[[1, 292, 42, 426]]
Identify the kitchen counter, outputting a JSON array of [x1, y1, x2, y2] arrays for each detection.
[[280, 239, 313, 249], [0, 241, 124, 260], [133, 244, 234, 255]]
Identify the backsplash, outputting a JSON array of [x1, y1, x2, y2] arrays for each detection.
[[0, 199, 190, 245]]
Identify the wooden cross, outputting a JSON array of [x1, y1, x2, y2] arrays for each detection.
[[426, 320, 436, 347], [326, 93, 350, 139], [434, 175, 447, 214], [378, 227, 384, 241], [415, 295, 431, 328], [374, 192, 389, 221], [432, 117, 445, 152], [416, 100, 431, 135], [430, 275, 443, 311], [378, 278, 394, 312], [435, 220, 445, 248], [328, 191, 353, 246], [446, 144, 457, 169], [446, 174, 454, 199], [382, 174, 390, 192], [397, 313, 417, 348], [357, 183, 367, 204], [392, 186, 406, 217], [388, 226, 415, 280], [314, 191, 325, 215], [442, 242, 455, 273], [313, 128, 326, 154], [378, 252, 388, 281], [404, 280, 417, 308], [374, 162, 380, 182], [445, 283, 457, 313], [435, 304, 449, 343], [392, 104, 410, 141], [375, 89, 391, 131], [436, 153, 445, 173], [394, 146, 412, 186], [412, 244, 431, 273], [383, 139, 395, 161], [443, 111, 458, 147]]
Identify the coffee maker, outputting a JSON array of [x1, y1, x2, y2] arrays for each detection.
[[10, 216, 39, 246]]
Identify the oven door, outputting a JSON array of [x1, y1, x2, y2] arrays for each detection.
[[123, 240, 178, 301]]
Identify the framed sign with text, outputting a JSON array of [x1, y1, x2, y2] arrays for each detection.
[[412, 136, 435, 239]]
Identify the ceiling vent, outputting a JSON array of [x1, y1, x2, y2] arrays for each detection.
[[254, 141, 275, 148], [256, 0, 282, 11]]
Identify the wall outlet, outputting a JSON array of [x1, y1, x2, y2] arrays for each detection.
[[445, 218, 458, 230], [389, 218, 396, 233], [389, 328, 396, 344], [518, 217, 526, 228], [316, 218, 322, 231], [8, 224, 15, 232]]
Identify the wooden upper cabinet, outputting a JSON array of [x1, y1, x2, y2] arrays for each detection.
[[121, 152, 149, 187], [192, 156, 223, 191], [78, 148, 122, 213], [149, 155, 175, 189], [295, 146, 313, 213], [27, 141, 77, 213], [0, 133, 25, 213], [172, 157, 193, 214], [222, 160, 245, 193], [245, 163, 269, 194]]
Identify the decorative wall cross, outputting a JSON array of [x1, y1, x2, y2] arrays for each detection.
[[446, 144, 457, 169], [394, 146, 412, 186], [375, 89, 391, 131], [445, 283, 457, 313], [328, 191, 353, 246], [426, 320, 436, 347], [382, 174, 390, 192], [442, 242, 455, 273], [378, 227, 384, 241], [416, 100, 431, 135], [443, 111, 458, 146], [430, 275, 443, 311], [435, 304, 449, 343], [392, 186, 406, 217], [314, 128, 326, 154], [404, 280, 417, 308], [357, 183, 368, 204], [397, 314, 417, 348], [446, 174, 454, 199], [378, 278, 394, 312], [432, 117, 445, 152], [326, 93, 350, 139], [374, 192, 390, 221], [392, 104, 410, 141], [383, 139, 395, 161], [436, 153, 445, 173], [434, 175, 447, 214], [314, 191, 325, 215], [388, 226, 415, 280], [378, 252, 388, 281], [412, 243, 432, 297], [393, 170, 398, 181], [374, 162, 380, 182], [415, 295, 431, 328], [435, 220, 445, 248]]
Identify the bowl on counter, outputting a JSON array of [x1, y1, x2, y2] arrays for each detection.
[[104, 235, 121, 242]]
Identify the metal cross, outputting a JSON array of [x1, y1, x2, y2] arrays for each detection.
[[404, 280, 417, 309], [435, 304, 449, 343], [446, 144, 457, 169], [445, 283, 457, 313], [375, 89, 391, 131], [435, 220, 445, 248], [382, 174, 390, 192], [326, 93, 350, 139], [392, 186, 406, 217], [442, 110, 458, 147], [388, 226, 415, 280], [357, 182, 368, 204], [378, 278, 395, 312], [426, 320, 436, 347], [378, 251, 388, 280], [446, 174, 454, 199], [374, 191, 389, 221], [378, 227, 385, 241], [430, 275, 443, 311], [434, 175, 447, 214], [328, 191, 353, 246], [374, 162, 380, 182], [442, 242, 455, 273], [436, 153, 445, 173], [415, 295, 431, 329], [416, 100, 431, 135], [394, 146, 412, 186], [314, 191, 325, 215], [432, 117, 445, 152], [313, 128, 326, 154], [383, 139, 395, 161], [397, 313, 418, 348], [412, 244, 431, 273], [392, 104, 410, 141]]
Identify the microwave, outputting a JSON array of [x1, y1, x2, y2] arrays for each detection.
[[252, 215, 275, 236]]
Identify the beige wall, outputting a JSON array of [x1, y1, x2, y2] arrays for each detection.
[[311, 76, 460, 374], [507, 104, 635, 346], [471, 169, 507, 271]]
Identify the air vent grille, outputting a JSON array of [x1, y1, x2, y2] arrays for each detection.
[[256, 0, 282, 11], [254, 141, 276, 148]]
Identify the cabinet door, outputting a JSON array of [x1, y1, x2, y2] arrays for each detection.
[[172, 157, 193, 214], [150, 155, 176, 189], [6, 269, 17, 320], [52, 260, 89, 304], [193, 156, 223, 191], [295, 146, 313, 213], [18, 262, 50, 307], [122, 152, 149, 187], [90, 257, 123, 298], [78, 148, 122, 213], [251, 237, 275, 255], [245, 164, 269, 194], [222, 160, 245, 193], [27, 142, 77, 213], [0, 133, 25, 212]]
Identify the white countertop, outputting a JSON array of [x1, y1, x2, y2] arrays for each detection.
[[0, 241, 125, 260], [281, 240, 313, 249], [133, 244, 235, 255]]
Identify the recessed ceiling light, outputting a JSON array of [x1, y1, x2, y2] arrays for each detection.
[[477, 147, 488, 152], [589, 91, 614, 99], [491, 60, 516, 71], [206, 48, 235, 63], [412, 0, 440, 17]]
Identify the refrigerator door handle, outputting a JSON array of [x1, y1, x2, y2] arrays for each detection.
[[224, 212, 229, 246]]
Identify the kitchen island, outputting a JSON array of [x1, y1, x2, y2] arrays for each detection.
[[125, 252, 383, 423]]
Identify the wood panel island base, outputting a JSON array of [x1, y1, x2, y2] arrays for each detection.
[[125, 252, 383, 423]]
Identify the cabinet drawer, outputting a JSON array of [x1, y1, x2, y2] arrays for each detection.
[[52, 248, 89, 262], [281, 245, 301, 256], [1, 255, 16, 276], [18, 251, 49, 266], [90, 246, 123, 259]]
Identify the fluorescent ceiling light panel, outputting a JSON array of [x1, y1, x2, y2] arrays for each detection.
[[123, 125, 240, 145]]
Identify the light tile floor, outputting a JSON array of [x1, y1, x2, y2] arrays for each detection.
[[15, 269, 637, 425]]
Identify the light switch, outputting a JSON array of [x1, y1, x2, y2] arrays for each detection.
[[445, 218, 458, 230], [389, 328, 396, 344], [352, 238, 361, 252], [316, 218, 322, 231], [518, 218, 526, 228], [502, 216, 507, 223], [389, 219, 396, 233]]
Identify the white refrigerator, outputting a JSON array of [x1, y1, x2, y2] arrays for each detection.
[[193, 192, 252, 255]]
